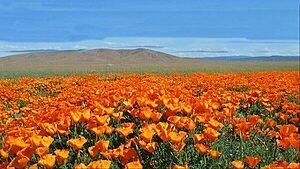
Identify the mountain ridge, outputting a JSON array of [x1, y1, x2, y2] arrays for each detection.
[[0, 48, 298, 72], [0, 48, 198, 71]]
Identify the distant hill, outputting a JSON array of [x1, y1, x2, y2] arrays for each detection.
[[0, 48, 180, 64], [201, 56, 299, 61], [0, 48, 298, 73], [0, 48, 198, 71]]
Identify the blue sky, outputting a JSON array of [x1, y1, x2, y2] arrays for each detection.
[[0, 0, 298, 57]]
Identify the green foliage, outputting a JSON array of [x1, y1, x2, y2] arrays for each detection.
[[227, 86, 250, 92], [235, 101, 266, 116], [28, 84, 60, 97], [12, 112, 23, 119], [0, 134, 5, 149], [209, 126, 299, 168], [110, 159, 123, 169], [153, 142, 177, 168], [16, 99, 30, 108], [100, 76, 123, 82], [157, 104, 166, 113], [287, 95, 300, 105], [3, 103, 11, 111], [195, 91, 203, 97]]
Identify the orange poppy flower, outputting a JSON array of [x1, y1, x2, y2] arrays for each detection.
[[276, 124, 298, 137], [267, 119, 277, 128], [151, 112, 163, 122], [124, 138, 138, 148], [67, 136, 87, 150], [289, 117, 300, 125], [262, 160, 289, 169], [195, 143, 210, 155], [267, 130, 278, 138], [54, 149, 69, 164], [41, 123, 57, 135], [140, 108, 152, 120], [29, 164, 38, 169], [35, 147, 49, 157], [87, 160, 111, 169], [9, 137, 30, 153], [184, 119, 196, 131], [120, 148, 140, 165], [0, 149, 9, 159], [148, 100, 158, 109], [168, 105, 180, 114], [245, 156, 261, 168], [29, 135, 42, 147], [104, 107, 115, 115], [117, 127, 134, 137], [183, 105, 192, 114], [193, 133, 205, 143], [169, 131, 187, 143], [90, 126, 106, 137], [173, 163, 188, 169], [95, 115, 111, 125], [288, 133, 300, 149], [139, 140, 157, 153], [211, 102, 220, 110], [70, 110, 82, 123], [101, 145, 124, 159], [277, 134, 300, 149], [82, 109, 91, 121], [8, 154, 30, 168], [121, 148, 138, 159], [17, 146, 34, 159], [231, 160, 244, 169], [75, 163, 87, 169], [196, 115, 207, 123], [112, 112, 124, 121], [207, 119, 224, 130], [287, 162, 300, 169], [139, 128, 156, 142], [38, 154, 56, 169], [208, 150, 220, 159], [95, 140, 110, 152], [88, 146, 99, 158], [158, 130, 171, 142], [167, 116, 181, 124], [58, 116, 72, 130], [203, 127, 221, 142], [125, 161, 143, 169], [41, 136, 54, 147], [275, 112, 289, 121], [247, 115, 263, 126]]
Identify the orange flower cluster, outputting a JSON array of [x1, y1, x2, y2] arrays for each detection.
[[0, 71, 299, 168]]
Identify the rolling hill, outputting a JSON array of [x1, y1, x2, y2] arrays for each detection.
[[0, 48, 201, 71], [0, 48, 298, 76]]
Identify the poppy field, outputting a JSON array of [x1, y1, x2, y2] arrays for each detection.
[[0, 71, 299, 169]]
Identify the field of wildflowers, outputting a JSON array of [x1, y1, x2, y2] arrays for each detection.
[[0, 71, 299, 168]]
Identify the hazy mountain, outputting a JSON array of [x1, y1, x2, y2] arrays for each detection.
[[0, 48, 198, 71], [0, 48, 298, 72]]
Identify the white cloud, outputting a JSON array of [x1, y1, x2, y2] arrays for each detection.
[[0, 37, 298, 57]]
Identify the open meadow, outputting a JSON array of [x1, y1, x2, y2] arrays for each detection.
[[0, 71, 299, 168], [1, 1, 299, 168]]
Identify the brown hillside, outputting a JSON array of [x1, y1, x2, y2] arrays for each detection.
[[0, 48, 201, 71], [0, 48, 298, 73]]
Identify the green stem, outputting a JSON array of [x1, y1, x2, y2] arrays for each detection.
[[273, 140, 277, 161], [239, 134, 244, 158]]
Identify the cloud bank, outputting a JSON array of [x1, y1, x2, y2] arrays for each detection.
[[0, 37, 298, 58]]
